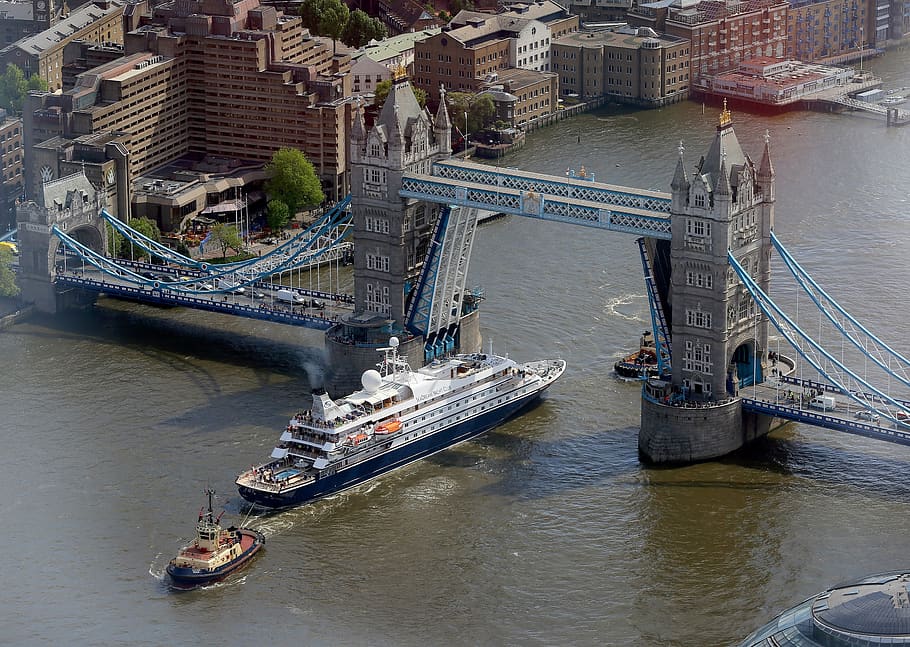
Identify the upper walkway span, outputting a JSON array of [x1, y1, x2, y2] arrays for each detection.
[[400, 159, 672, 239]]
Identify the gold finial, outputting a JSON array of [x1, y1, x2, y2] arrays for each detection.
[[719, 99, 732, 127], [392, 63, 408, 81]]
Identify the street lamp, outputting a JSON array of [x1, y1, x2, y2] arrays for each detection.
[[464, 111, 468, 155]]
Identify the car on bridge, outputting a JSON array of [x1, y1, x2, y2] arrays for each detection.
[[854, 409, 880, 423]]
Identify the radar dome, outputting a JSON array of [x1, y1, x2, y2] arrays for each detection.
[[389, 336, 400, 348], [361, 369, 382, 392]]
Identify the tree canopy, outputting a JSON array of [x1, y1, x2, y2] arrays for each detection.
[[301, 0, 386, 50], [341, 9, 386, 48], [0, 246, 18, 297], [209, 223, 243, 260], [0, 64, 47, 114], [264, 148, 323, 216], [374, 80, 427, 110], [446, 91, 495, 137], [299, 0, 348, 54], [267, 199, 291, 232], [122, 217, 161, 261]]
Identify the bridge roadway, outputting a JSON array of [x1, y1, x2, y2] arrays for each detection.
[[400, 159, 672, 239], [55, 262, 354, 330], [740, 375, 910, 447]]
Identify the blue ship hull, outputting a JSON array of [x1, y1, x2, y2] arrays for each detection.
[[238, 388, 546, 509], [166, 530, 264, 589]]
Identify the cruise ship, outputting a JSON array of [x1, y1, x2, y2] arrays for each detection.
[[236, 338, 566, 509]]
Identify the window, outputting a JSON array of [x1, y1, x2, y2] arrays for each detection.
[[686, 308, 712, 329], [686, 219, 710, 237]]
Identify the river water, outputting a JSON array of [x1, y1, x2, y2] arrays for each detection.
[[2, 52, 909, 646]]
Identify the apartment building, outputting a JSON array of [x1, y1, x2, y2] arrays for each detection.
[[0, 0, 125, 91], [414, 1, 578, 107], [480, 66, 559, 127], [552, 26, 690, 105], [787, 0, 869, 62], [23, 0, 354, 229], [628, 0, 788, 87], [0, 110, 23, 231]]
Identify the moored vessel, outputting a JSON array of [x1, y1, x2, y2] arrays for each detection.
[[236, 338, 565, 509], [166, 489, 264, 589]]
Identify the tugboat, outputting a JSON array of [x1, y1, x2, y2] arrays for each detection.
[[166, 489, 265, 589], [613, 331, 660, 379]]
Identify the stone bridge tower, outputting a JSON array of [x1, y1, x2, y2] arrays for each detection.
[[16, 171, 107, 313], [325, 78, 480, 394], [639, 105, 776, 463]]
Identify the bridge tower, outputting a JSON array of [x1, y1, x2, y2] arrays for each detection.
[[325, 76, 481, 393], [639, 105, 777, 463], [16, 171, 107, 313]]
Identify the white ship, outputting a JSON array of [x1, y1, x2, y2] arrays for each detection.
[[237, 338, 565, 508]]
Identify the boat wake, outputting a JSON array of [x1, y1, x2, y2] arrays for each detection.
[[602, 293, 648, 322]]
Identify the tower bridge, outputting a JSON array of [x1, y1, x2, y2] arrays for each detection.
[[13, 74, 910, 464]]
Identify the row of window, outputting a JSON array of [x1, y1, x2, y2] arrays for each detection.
[[686, 309, 712, 329], [366, 253, 390, 272]]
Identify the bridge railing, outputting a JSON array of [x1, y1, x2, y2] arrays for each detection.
[[55, 275, 337, 330]]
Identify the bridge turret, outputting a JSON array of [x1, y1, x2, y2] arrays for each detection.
[[350, 99, 367, 165], [328, 70, 464, 394], [434, 85, 452, 157], [641, 103, 777, 463], [670, 141, 689, 213], [16, 170, 106, 313]]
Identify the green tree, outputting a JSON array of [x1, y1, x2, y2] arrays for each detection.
[[299, 0, 349, 54], [264, 148, 324, 216], [0, 247, 19, 297], [105, 222, 124, 257], [374, 79, 426, 109], [209, 223, 243, 260], [447, 91, 495, 138], [267, 199, 291, 232], [342, 9, 386, 48], [299, 0, 324, 34], [123, 217, 161, 261], [438, 10, 450, 22], [0, 64, 47, 114], [320, 0, 349, 55]]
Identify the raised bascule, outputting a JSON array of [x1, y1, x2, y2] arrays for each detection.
[[16, 75, 910, 464]]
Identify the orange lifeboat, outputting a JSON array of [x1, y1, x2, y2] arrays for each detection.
[[374, 419, 402, 435], [348, 432, 370, 446]]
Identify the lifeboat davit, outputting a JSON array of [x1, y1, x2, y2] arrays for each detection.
[[374, 419, 402, 435]]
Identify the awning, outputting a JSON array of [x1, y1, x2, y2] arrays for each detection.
[[200, 199, 244, 215], [270, 447, 289, 459]]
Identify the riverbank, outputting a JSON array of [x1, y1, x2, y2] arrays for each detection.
[[0, 296, 30, 330]]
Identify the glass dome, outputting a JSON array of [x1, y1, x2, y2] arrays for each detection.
[[740, 570, 910, 646]]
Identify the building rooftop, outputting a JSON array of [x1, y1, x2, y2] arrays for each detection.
[[741, 571, 910, 646], [0, 0, 33, 20], [554, 24, 687, 48], [358, 28, 440, 64], [9, 0, 124, 55]]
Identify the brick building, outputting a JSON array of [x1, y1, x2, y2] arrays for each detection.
[[627, 0, 788, 88], [23, 0, 355, 230], [0, 110, 23, 231], [480, 66, 559, 127], [0, 0, 125, 91], [413, 1, 578, 108], [552, 25, 690, 105]]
